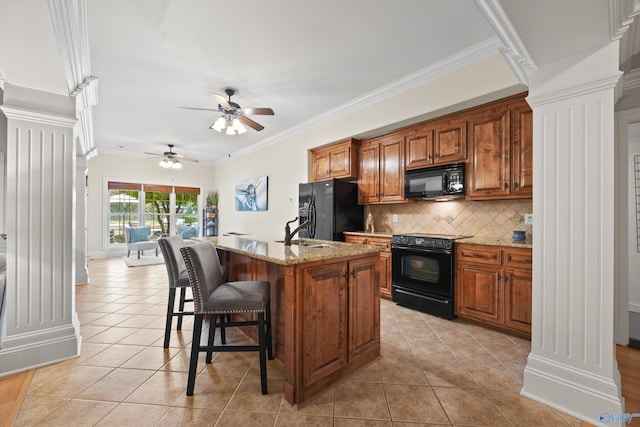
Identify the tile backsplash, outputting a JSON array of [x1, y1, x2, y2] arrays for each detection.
[[365, 199, 533, 239]]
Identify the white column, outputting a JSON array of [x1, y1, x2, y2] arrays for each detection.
[[522, 42, 625, 425], [75, 153, 88, 285], [0, 83, 80, 374]]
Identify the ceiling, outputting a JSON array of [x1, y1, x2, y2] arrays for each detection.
[[0, 0, 636, 166]]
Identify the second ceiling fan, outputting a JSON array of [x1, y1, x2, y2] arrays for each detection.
[[179, 88, 274, 134]]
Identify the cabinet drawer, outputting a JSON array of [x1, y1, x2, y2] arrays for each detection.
[[345, 235, 368, 245], [366, 237, 391, 252], [456, 245, 501, 265], [503, 248, 532, 269]]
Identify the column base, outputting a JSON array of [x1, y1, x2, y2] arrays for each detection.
[[522, 353, 624, 426]]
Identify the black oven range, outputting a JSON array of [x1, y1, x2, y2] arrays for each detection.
[[391, 233, 470, 320]]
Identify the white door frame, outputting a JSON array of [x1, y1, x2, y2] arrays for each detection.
[[615, 106, 640, 344]]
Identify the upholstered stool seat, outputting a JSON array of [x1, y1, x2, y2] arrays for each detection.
[[181, 241, 272, 395], [159, 235, 227, 348]]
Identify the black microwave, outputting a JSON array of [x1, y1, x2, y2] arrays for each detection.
[[404, 162, 465, 200]]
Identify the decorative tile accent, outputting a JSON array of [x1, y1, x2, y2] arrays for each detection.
[[366, 199, 532, 239]]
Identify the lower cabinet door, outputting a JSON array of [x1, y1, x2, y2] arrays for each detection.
[[456, 263, 503, 326], [348, 257, 380, 359], [300, 262, 348, 386], [503, 268, 532, 334]]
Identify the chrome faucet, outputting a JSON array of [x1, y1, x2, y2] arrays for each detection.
[[284, 217, 311, 246]]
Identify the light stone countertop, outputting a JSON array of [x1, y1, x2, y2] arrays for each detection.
[[201, 234, 381, 265], [343, 231, 393, 239], [344, 231, 532, 249], [456, 236, 533, 249]]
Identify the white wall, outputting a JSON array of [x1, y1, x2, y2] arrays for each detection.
[[211, 54, 522, 237], [86, 153, 216, 257]]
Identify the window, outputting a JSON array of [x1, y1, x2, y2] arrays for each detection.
[[108, 182, 141, 244], [175, 186, 200, 238], [106, 181, 201, 247], [144, 185, 172, 238]]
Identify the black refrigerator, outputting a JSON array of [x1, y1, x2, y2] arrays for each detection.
[[298, 179, 364, 241]]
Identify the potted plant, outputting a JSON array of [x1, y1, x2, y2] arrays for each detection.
[[207, 191, 218, 209]]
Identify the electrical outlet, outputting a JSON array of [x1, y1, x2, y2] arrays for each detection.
[[392, 214, 398, 223], [524, 213, 533, 225]]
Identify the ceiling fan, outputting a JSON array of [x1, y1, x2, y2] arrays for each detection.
[[144, 144, 198, 169], [178, 88, 274, 134]]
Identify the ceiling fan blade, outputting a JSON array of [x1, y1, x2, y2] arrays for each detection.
[[179, 157, 199, 163], [177, 106, 220, 112], [210, 92, 232, 111], [240, 107, 274, 116], [238, 115, 264, 131], [144, 152, 163, 157]]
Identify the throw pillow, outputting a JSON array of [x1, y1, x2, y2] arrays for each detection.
[[129, 227, 150, 243], [180, 226, 197, 239]]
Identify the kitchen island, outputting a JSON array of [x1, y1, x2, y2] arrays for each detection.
[[202, 235, 382, 405]]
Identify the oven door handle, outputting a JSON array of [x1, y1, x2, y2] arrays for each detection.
[[391, 246, 452, 255], [393, 286, 450, 304]]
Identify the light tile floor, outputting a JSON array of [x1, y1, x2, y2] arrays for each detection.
[[13, 257, 581, 426]]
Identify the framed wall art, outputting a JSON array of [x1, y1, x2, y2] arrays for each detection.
[[235, 175, 268, 211]]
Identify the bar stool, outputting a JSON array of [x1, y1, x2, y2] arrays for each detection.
[[180, 241, 272, 395], [158, 235, 228, 348]]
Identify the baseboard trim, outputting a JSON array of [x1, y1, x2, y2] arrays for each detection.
[[0, 323, 81, 376], [522, 353, 624, 426]]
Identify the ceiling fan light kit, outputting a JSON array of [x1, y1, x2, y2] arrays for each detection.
[[159, 158, 182, 169], [179, 87, 274, 135], [145, 144, 197, 169], [211, 115, 247, 135]]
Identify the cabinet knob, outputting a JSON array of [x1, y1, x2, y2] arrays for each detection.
[[504, 182, 508, 190], [342, 272, 350, 281], [351, 270, 356, 279]]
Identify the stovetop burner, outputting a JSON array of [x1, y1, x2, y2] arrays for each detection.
[[394, 233, 472, 240], [391, 233, 472, 250]]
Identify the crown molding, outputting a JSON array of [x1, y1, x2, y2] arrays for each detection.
[[609, 0, 640, 40], [623, 68, 640, 90], [216, 36, 505, 165], [0, 105, 77, 128], [526, 73, 623, 107], [48, 0, 97, 155], [474, 0, 536, 85]]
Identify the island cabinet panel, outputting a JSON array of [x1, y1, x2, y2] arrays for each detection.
[[299, 262, 348, 388], [347, 257, 380, 359], [455, 243, 532, 337], [344, 234, 392, 299], [292, 256, 380, 402]]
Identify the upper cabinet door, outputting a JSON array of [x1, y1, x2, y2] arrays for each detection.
[[379, 134, 406, 203], [358, 140, 380, 204], [511, 102, 533, 198], [405, 127, 434, 170], [433, 119, 468, 165], [467, 107, 511, 199], [310, 138, 359, 182]]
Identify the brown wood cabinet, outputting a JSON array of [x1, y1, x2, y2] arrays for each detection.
[[297, 256, 379, 399], [344, 234, 392, 299], [358, 133, 406, 204], [405, 119, 468, 169], [466, 96, 532, 200], [455, 243, 532, 337], [310, 138, 359, 182]]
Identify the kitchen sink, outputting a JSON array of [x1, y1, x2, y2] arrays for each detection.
[[275, 240, 334, 248]]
